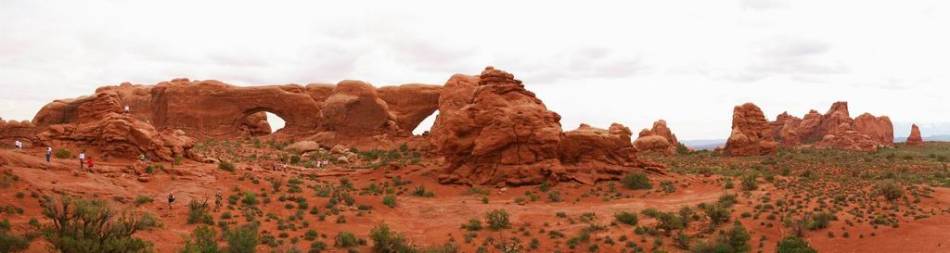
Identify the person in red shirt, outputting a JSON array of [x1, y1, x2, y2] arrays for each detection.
[[86, 157, 94, 169]]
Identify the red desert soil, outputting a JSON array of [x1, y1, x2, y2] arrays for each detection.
[[3, 143, 950, 253]]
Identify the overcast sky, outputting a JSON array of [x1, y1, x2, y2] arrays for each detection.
[[2, 0, 948, 140]]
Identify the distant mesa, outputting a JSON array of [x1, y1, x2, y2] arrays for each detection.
[[725, 101, 895, 156]]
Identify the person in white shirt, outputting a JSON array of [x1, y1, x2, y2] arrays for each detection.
[[124, 105, 130, 113], [14, 140, 22, 150], [46, 146, 53, 163], [79, 151, 86, 170]]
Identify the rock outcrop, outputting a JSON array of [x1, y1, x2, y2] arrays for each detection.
[[0, 118, 37, 146], [725, 103, 778, 156], [906, 124, 924, 145], [432, 67, 652, 185], [634, 120, 680, 154], [31, 79, 443, 152], [767, 102, 893, 152], [731, 101, 895, 156]]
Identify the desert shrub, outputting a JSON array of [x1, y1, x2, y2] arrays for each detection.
[[218, 161, 236, 172], [369, 224, 414, 253], [676, 143, 691, 155], [180, 225, 218, 253], [412, 185, 435, 197], [877, 182, 903, 201], [241, 192, 258, 206], [689, 221, 750, 253], [41, 196, 158, 253], [701, 203, 731, 227], [621, 172, 652, 190], [486, 209, 511, 230], [614, 211, 638, 226], [225, 223, 259, 253], [134, 195, 153, 206], [382, 195, 397, 208], [54, 148, 72, 159], [334, 232, 362, 248], [304, 229, 318, 241], [741, 175, 758, 191], [188, 199, 214, 225], [660, 181, 676, 193], [776, 236, 817, 253], [462, 219, 482, 231], [806, 212, 834, 230], [0, 219, 30, 253]]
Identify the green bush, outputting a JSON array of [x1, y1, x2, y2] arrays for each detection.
[[660, 181, 676, 193], [369, 224, 414, 253], [225, 223, 259, 253], [486, 209, 511, 230], [741, 175, 758, 191], [334, 232, 362, 248], [180, 225, 218, 253], [218, 161, 236, 172], [187, 200, 214, 225], [462, 219, 482, 231], [54, 148, 72, 159], [382, 195, 397, 208], [701, 203, 731, 227], [806, 212, 835, 230], [134, 195, 153, 206], [621, 172, 652, 190], [776, 236, 817, 253], [877, 182, 903, 201], [614, 211, 638, 226], [41, 197, 157, 253], [241, 192, 258, 206], [0, 219, 29, 253], [304, 229, 318, 241]]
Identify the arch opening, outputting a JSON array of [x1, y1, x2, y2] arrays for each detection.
[[265, 112, 285, 134], [412, 111, 439, 136]]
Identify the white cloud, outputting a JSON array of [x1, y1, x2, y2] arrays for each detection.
[[1, 0, 948, 140]]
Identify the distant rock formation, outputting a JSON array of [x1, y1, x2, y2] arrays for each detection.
[[729, 101, 895, 156], [634, 120, 680, 154], [725, 103, 778, 156], [906, 124, 924, 145]]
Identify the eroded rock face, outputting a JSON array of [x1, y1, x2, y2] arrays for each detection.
[[432, 67, 564, 185], [766, 102, 893, 152], [725, 103, 778, 156], [733, 101, 895, 155], [31, 78, 443, 152], [906, 124, 924, 145], [634, 120, 680, 154], [432, 67, 651, 185], [0, 118, 37, 146]]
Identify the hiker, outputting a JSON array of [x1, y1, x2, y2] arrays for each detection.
[[124, 105, 130, 113], [86, 157, 94, 169], [168, 193, 176, 209], [14, 139, 22, 150], [139, 153, 147, 162], [78, 151, 86, 170], [45, 147, 52, 163]]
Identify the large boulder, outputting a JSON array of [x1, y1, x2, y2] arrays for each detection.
[[906, 124, 924, 145], [725, 103, 778, 156]]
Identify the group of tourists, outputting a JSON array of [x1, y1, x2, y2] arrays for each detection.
[[13, 140, 93, 170]]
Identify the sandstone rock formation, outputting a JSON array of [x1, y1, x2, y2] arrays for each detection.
[[432, 67, 652, 185], [30, 78, 444, 155], [0, 118, 36, 146], [731, 101, 895, 156], [725, 103, 778, 156], [634, 120, 680, 154], [767, 102, 893, 152], [906, 124, 924, 145]]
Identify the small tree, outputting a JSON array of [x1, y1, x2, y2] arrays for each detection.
[[614, 211, 638, 226], [369, 224, 414, 253], [188, 199, 214, 225], [41, 196, 157, 253]]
